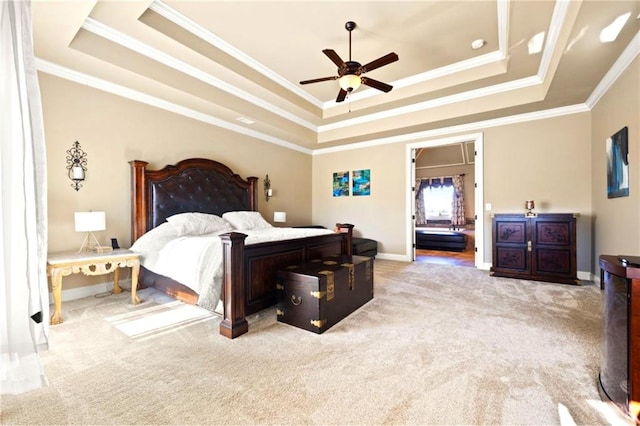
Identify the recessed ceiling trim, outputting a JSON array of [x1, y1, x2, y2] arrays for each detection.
[[391, 51, 506, 89], [313, 104, 589, 155], [322, 50, 506, 108], [537, 0, 572, 79], [320, 0, 570, 133], [81, 17, 319, 132], [497, 0, 509, 53], [35, 58, 312, 155], [318, 76, 542, 133], [324, 0, 510, 109], [148, 0, 323, 109], [586, 30, 640, 109]]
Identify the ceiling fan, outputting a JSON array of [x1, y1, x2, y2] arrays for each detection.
[[299, 21, 399, 103]]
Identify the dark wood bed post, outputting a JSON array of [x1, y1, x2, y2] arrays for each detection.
[[129, 160, 149, 243], [336, 223, 354, 256], [219, 232, 249, 339]]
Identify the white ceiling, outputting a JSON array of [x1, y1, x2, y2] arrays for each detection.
[[32, 1, 640, 152]]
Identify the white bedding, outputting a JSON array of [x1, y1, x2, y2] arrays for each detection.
[[130, 224, 334, 312]]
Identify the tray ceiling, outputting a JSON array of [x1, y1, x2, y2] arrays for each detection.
[[32, 1, 640, 152]]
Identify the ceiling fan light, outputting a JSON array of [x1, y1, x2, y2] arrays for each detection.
[[339, 74, 361, 92]]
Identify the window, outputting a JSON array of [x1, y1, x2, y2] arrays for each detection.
[[422, 185, 454, 220]]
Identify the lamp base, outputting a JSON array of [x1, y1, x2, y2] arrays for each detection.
[[78, 231, 102, 253]]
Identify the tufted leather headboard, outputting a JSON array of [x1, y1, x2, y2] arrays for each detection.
[[130, 158, 258, 242]]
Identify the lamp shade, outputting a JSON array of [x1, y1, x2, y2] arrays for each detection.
[[339, 74, 361, 92], [273, 211, 287, 223], [74, 211, 106, 232]]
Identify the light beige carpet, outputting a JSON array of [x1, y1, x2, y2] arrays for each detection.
[[0, 260, 625, 425]]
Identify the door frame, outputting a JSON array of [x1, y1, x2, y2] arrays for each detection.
[[406, 132, 485, 269]]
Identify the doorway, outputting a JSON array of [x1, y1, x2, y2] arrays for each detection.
[[406, 133, 484, 268]]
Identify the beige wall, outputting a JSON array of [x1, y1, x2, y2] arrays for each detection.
[[482, 113, 592, 272], [41, 73, 313, 289], [313, 113, 593, 273], [591, 56, 640, 269], [311, 143, 407, 254]]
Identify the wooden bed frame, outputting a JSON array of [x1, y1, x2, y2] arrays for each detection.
[[129, 158, 353, 339]]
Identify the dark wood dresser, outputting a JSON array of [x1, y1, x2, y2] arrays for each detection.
[[491, 213, 578, 285], [598, 255, 640, 422]]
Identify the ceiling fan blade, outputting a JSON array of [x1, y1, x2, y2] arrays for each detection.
[[300, 76, 338, 85], [323, 49, 346, 67], [361, 77, 393, 93], [361, 52, 399, 73], [336, 89, 348, 102]]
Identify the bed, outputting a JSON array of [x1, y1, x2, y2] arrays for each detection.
[[129, 158, 353, 339]]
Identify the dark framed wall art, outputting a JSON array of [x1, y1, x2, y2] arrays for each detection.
[[606, 126, 629, 199]]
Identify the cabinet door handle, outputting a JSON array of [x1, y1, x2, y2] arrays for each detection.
[[527, 240, 532, 252]]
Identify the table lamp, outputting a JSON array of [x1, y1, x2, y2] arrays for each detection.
[[75, 211, 107, 252]]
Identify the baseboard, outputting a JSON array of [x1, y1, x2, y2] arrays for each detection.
[[479, 262, 492, 271], [50, 278, 132, 302], [376, 253, 410, 261], [577, 271, 592, 281]]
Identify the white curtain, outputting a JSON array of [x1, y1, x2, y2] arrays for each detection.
[[0, 0, 49, 394]]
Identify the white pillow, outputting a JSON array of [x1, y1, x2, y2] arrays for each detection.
[[166, 212, 233, 236], [130, 222, 179, 253], [222, 211, 273, 230]]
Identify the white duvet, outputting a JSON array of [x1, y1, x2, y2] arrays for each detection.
[[130, 224, 334, 312]]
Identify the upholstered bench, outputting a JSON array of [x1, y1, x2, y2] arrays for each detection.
[[352, 237, 378, 258], [294, 226, 378, 258]]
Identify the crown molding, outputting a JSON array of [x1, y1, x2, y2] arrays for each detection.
[[537, 0, 573, 79], [37, 56, 590, 158], [35, 58, 312, 155], [319, 0, 566, 131], [586, 30, 640, 109], [82, 17, 318, 132], [318, 76, 542, 133], [313, 104, 589, 155], [148, 0, 323, 109]]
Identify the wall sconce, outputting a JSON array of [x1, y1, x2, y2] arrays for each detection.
[[66, 141, 87, 191], [525, 200, 537, 217], [75, 211, 106, 252], [274, 211, 287, 224], [264, 174, 273, 202]]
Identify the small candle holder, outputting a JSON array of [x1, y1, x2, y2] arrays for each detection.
[[525, 200, 537, 217]]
